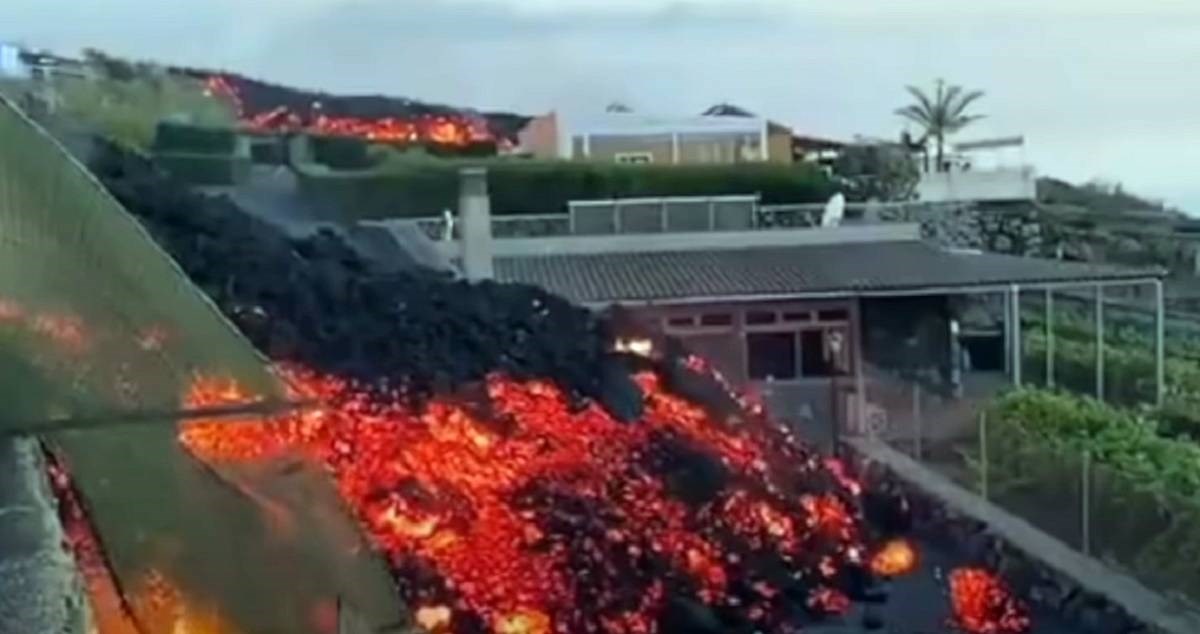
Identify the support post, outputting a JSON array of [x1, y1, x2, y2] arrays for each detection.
[[979, 411, 989, 501], [1002, 291, 1012, 376], [852, 299, 866, 440], [1095, 285, 1105, 402], [1081, 449, 1092, 556], [1154, 279, 1166, 407], [1045, 289, 1055, 388], [1010, 284, 1022, 386], [671, 132, 681, 164], [912, 382, 923, 460]]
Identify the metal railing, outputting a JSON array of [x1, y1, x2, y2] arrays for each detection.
[[403, 198, 971, 241]]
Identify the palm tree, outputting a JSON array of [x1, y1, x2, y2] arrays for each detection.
[[895, 79, 985, 172]]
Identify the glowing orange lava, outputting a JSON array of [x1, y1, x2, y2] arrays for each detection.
[[948, 567, 1032, 634], [415, 605, 453, 632], [46, 452, 240, 634], [205, 75, 496, 148], [870, 538, 919, 577], [492, 609, 551, 634], [180, 365, 869, 632]]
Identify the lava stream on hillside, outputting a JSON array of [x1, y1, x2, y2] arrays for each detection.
[[180, 363, 875, 633], [205, 75, 496, 148]]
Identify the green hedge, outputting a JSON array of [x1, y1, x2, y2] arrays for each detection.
[[152, 122, 238, 155], [308, 135, 375, 170], [155, 153, 251, 186], [984, 389, 1200, 598], [250, 137, 286, 165], [293, 155, 836, 220]]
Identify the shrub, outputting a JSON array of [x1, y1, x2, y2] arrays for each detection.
[[308, 134, 375, 170], [1021, 310, 1200, 431], [293, 153, 836, 220], [153, 121, 238, 154], [982, 389, 1200, 598], [249, 136, 287, 165], [155, 153, 250, 186]]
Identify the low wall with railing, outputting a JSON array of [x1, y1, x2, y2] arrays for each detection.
[[917, 167, 1037, 203]]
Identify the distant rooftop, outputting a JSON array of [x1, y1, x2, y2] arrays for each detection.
[[563, 111, 767, 137]]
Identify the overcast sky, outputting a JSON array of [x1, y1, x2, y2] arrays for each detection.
[[9, 0, 1200, 212]]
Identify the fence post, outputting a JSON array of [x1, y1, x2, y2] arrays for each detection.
[[1045, 288, 1055, 389], [1095, 285, 1105, 402], [912, 381, 923, 460], [1010, 285, 1022, 386], [979, 411, 989, 501], [1154, 279, 1166, 407], [1081, 449, 1092, 556]]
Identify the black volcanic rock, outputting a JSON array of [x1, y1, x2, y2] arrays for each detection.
[[87, 138, 639, 417]]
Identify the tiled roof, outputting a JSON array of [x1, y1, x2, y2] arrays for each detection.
[[494, 240, 1161, 305]]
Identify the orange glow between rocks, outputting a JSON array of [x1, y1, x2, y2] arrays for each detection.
[[46, 454, 240, 634], [178, 365, 871, 632], [948, 567, 1032, 634], [870, 538, 919, 577]]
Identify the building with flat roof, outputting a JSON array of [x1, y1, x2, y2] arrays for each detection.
[[518, 110, 796, 165]]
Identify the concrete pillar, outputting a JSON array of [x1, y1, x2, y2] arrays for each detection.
[[458, 167, 494, 281]]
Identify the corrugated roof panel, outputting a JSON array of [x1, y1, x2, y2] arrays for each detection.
[[495, 241, 1161, 305]]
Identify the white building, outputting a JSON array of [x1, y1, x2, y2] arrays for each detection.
[[517, 111, 797, 165], [915, 136, 1037, 203], [0, 41, 29, 79]]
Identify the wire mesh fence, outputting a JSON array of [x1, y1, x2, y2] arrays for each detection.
[[0, 93, 286, 433], [862, 371, 1200, 611], [0, 94, 398, 633]]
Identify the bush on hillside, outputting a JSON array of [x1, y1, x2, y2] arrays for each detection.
[[1020, 310, 1200, 433], [981, 389, 1200, 597], [294, 154, 836, 220], [308, 134, 376, 170], [152, 121, 238, 154], [249, 136, 287, 165], [154, 153, 251, 186]]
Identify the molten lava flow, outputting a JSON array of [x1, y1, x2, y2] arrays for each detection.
[[46, 451, 240, 634], [948, 567, 1032, 634], [415, 605, 453, 632], [180, 365, 871, 633], [870, 538, 919, 577], [45, 452, 141, 634], [205, 75, 496, 149]]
